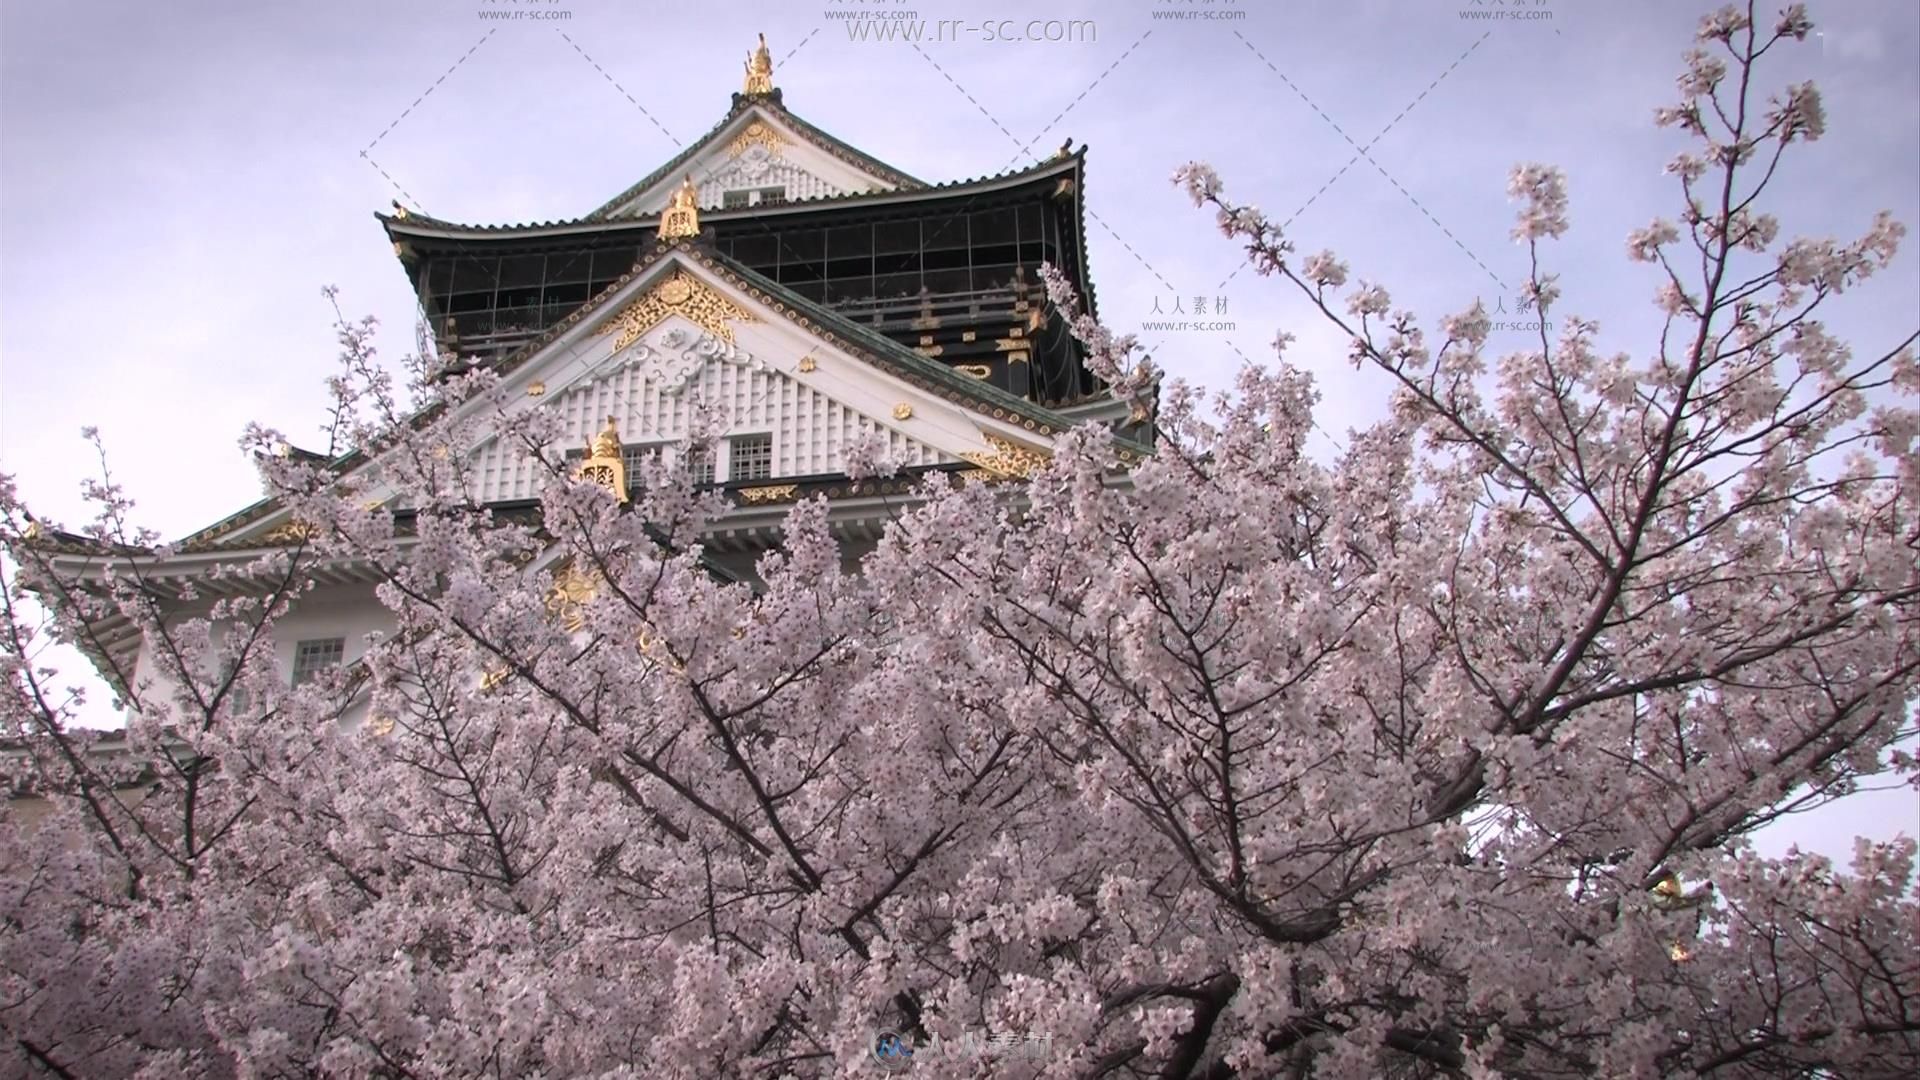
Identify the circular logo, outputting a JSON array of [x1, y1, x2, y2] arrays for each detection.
[[871, 1030, 915, 1071], [660, 278, 694, 305]]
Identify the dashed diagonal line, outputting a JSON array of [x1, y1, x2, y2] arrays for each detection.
[[360, 153, 424, 208], [906, 32, 1176, 290], [1219, 30, 1503, 292], [779, 28, 821, 68], [1233, 31, 1367, 152], [909, 43, 1019, 144], [364, 31, 496, 154], [556, 31, 679, 143], [1089, 208, 1174, 292], [1282, 33, 1487, 229], [1012, 31, 1152, 159], [1363, 158, 1506, 289]]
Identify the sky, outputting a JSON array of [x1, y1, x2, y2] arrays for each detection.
[[2, 0, 1916, 861]]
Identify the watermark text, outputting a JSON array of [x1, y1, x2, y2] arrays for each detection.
[[844, 18, 1096, 43]]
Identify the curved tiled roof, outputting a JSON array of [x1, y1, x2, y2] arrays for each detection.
[[380, 150, 1085, 240]]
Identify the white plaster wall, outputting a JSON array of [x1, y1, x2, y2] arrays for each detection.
[[692, 151, 848, 207], [609, 108, 897, 216], [128, 581, 392, 728], [467, 316, 958, 504]]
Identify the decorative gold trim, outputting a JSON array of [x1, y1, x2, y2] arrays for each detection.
[[546, 562, 602, 633], [743, 32, 774, 96], [960, 433, 1051, 478], [526, 380, 546, 397], [600, 270, 756, 350], [960, 330, 977, 343], [261, 520, 316, 544], [577, 417, 629, 503], [918, 334, 935, 347], [796, 354, 817, 373], [1008, 350, 1030, 364], [994, 336, 1026, 352], [366, 714, 396, 736], [914, 345, 944, 358], [727, 119, 788, 158], [956, 364, 991, 379], [658, 176, 701, 239], [480, 666, 511, 692], [737, 484, 798, 504], [892, 403, 914, 420]]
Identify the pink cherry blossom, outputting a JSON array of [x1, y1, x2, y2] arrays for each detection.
[[3, 5, 1916, 1079]]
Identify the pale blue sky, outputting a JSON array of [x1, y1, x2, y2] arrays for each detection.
[[3, 0, 1916, 859]]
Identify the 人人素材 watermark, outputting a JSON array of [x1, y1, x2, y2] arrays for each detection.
[[1140, 293, 1237, 333]]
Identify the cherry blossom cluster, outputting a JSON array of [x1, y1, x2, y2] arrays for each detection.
[[2, 4, 1915, 1077]]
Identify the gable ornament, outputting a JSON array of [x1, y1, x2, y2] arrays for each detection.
[[600, 270, 757, 350], [577, 417, 628, 503]]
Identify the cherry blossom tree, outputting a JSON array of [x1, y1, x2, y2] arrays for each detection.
[[3, 3, 1916, 1077]]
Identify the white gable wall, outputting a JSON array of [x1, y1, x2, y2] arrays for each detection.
[[607, 108, 900, 217], [467, 324, 950, 503], [225, 254, 1052, 545]]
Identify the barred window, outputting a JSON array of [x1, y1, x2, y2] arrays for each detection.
[[685, 445, 716, 486], [217, 657, 254, 714], [291, 638, 344, 687], [722, 187, 785, 209], [729, 434, 773, 481], [623, 443, 664, 477]]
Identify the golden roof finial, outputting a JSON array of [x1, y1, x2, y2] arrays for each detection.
[[579, 417, 628, 503], [590, 416, 622, 459], [658, 175, 700, 239], [743, 32, 774, 96]]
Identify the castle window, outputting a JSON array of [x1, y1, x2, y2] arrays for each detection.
[[685, 445, 716, 485], [729, 434, 773, 481], [722, 186, 787, 210], [623, 443, 664, 476], [292, 638, 345, 687]]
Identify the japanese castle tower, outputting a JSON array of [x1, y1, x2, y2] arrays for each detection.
[[29, 36, 1137, 709]]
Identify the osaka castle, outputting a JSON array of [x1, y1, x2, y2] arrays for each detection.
[[24, 35, 1141, 715]]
